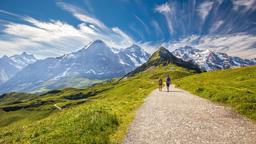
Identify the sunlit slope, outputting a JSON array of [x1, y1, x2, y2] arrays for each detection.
[[175, 66, 256, 120], [125, 47, 200, 77], [0, 64, 195, 144], [0, 84, 112, 127]]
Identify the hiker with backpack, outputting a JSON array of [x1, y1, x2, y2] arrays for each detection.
[[166, 75, 171, 92]]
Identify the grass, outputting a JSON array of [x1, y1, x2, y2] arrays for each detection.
[[1, 64, 255, 143], [30, 76, 103, 93], [0, 64, 195, 143], [0, 83, 114, 126], [174, 66, 256, 120], [0, 110, 53, 127]]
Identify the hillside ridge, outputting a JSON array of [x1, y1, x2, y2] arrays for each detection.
[[124, 47, 201, 77]]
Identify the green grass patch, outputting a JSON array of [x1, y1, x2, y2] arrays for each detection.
[[0, 110, 53, 127], [174, 66, 256, 120]]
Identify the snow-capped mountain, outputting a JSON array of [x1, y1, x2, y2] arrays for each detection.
[[0, 40, 149, 93], [0, 52, 37, 84], [10, 52, 37, 70], [172, 46, 256, 71], [116, 44, 149, 67]]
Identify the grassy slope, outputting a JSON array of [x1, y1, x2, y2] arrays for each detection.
[[29, 76, 102, 93], [174, 66, 256, 120], [0, 64, 195, 143], [0, 85, 112, 127], [0, 110, 53, 127]]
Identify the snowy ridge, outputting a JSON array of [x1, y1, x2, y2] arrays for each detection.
[[118, 44, 150, 67], [10, 52, 37, 69], [0, 40, 150, 93], [0, 52, 37, 84], [173, 46, 256, 71]]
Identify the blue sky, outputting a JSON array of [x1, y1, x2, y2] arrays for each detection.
[[0, 0, 256, 58]]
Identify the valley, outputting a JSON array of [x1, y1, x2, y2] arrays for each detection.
[[0, 47, 255, 143], [1, 1, 256, 143]]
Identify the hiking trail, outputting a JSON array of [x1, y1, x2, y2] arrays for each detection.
[[124, 85, 256, 144]]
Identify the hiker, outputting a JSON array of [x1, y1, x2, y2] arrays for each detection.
[[166, 75, 171, 92], [158, 78, 163, 91]]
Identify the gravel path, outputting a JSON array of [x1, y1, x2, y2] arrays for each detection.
[[124, 85, 256, 144]]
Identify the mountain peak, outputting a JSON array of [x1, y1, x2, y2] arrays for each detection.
[[125, 44, 145, 54], [149, 47, 171, 62], [174, 46, 200, 53], [129, 44, 140, 49], [173, 46, 256, 71], [21, 52, 30, 56], [124, 47, 201, 77], [158, 47, 170, 54], [86, 40, 107, 49], [183, 45, 194, 49], [11, 52, 34, 58], [13, 52, 37, 61], [81, 40, 110, 53], [22, 52, 28, 55], [1, 55, 9, 59], [91, 40, 105, 45]]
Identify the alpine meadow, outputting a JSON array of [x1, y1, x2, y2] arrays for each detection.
[[0, 0, 256, 144]]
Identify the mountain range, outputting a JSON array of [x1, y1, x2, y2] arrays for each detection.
[[0, 40, 255, 94], [172, 46, 256, 71], [0, 52, 37, 84], [0, 40, 149, 93]]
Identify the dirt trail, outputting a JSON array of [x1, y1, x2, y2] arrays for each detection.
[[124, 85, 256, 144]]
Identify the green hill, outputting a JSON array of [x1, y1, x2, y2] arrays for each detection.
[[125, 47, 200, 77], [0, 49, 196, 143], [174, 66, 256, 120]]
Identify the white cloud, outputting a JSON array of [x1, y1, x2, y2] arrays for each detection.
[[0, 3, 135, 58], [134, 15, 150, 35], [136, 41, 163, 54], [196, 34, 256, 58], [56, 1, 108, 31], [209, 20, 224, 33], [151, 20, 163, 37], [57, 1, 135, 48], [162, 35, 200, 51], [197, 1, 214, 22], [232, 0, 256, 11], [155, 2, 171, 14], [4, 18, 83, 43], [130, 32, 256, 59], [112, 27, 134, 45], [0, 19, 88, 58], [0, 9, 21, 17], [129, 24, 144, 40], [155, 2, 174, 35], [83, 0, 94, 13], [166, 34, 256, 59]]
